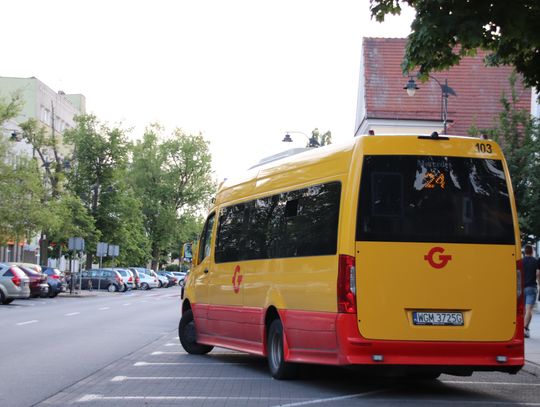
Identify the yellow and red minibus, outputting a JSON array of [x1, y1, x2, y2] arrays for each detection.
[[179, 132, 524, 379]]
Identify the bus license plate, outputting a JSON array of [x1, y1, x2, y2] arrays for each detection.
[[413, 312, 464, 326]]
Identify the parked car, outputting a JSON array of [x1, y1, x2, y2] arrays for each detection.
[[79, 269, 125, 292], [41, 267, 67, 297], [0, 263, 30, 304], [129, 267, 162, 289], [11, 263, 49, 298], [169, 271, 187, 286], [147, 269, 168, 288], [137, 271, 158, 290], [103, 268, 133, 291], [128, 267, 143, 289], [158, 271, 177, 287]]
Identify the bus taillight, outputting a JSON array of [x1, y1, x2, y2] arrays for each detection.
[[337, 254, 356, 313]]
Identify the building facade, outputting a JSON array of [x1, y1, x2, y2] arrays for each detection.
[[0, 76, 86, 263], [355, 38, 532, 137]]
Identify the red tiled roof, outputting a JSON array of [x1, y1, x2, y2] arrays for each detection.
[[362, 38, 531, 135]]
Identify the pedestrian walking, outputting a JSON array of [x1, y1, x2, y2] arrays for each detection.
[[523, 244, 540, 338]]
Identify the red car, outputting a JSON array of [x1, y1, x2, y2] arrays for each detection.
[[11, 263, 49, 298]]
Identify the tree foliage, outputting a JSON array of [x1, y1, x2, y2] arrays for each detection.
[[310, 128, 332, 147], [0, 91, 23, 124], [370, 0, 540, 90], [0, 151, 48, 244], [64, 114, 149, 267], [0, 93, 48, 245], [19, 118, 68, 198], [46, 195, 98, 258], [130, 125, 214, 268], [476, 75, 540, 241]]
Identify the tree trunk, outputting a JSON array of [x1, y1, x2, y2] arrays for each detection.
[[86, 252, 94, 270], [39, 232, 48, 266], [151, 245, 160, 271]]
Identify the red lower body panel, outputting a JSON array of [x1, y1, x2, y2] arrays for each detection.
[[190, 304, 524, 372]]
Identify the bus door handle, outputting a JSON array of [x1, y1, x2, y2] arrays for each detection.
[[203, 269, 209, 274]]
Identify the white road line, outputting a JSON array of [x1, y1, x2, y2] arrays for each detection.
[[276, 391, 388, 407], [151, 350, 242, 355], [122, 303, 131, 306], [163, 343, 177, 347], [111, 376, 269, 382], [151, 351, 184, 355], [442, 380, 540, 387], [77, 394, 306, 403], [98, 307, 110, 311], [134, 361, 248, 366], [65, 312, 80, 316], [16, 320, 38, 326]]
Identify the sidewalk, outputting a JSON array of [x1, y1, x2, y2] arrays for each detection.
[[524, 305, 540, 376], [58, 289, 112, 298]]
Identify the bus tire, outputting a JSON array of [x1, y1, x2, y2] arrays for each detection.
[[179, 309, 213, 355], [267, 319, 297, 379]]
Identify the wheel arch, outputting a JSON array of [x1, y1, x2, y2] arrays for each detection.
[[264, 306, 281, 355], [182, 298, 192, 315]]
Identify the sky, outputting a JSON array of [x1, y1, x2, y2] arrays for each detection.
[[0, 0, 414, 181]]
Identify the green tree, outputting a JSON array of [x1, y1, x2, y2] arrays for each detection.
[[310, 128, 332, 147], [64, 114, 149, 268], [46, 195, 98, 259], [474, 75, 540, 241], [370, 1, 540, 91], [18, 118, 69, 198], [130, 126, 215, 269], [0, 152, 48, 246], [0, 92, 48, 248], [0, 91, 23, 125]]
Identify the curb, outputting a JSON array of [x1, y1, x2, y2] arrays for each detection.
[[523, 361, 540, 377], [58, 292, 99, 298]]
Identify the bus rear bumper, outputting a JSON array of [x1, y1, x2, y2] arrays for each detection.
[[335, 314, 524, 373]]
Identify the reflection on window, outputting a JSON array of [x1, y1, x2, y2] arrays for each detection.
[[215, 182, 341, 263], [357, 155, 514, 244], [198, 213, 215, 263]]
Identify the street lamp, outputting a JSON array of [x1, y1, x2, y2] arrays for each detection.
[[404, 74, 457, 135], [282, 131, 320, 148]]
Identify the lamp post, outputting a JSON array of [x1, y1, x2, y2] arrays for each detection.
[[282, 131, 320, 148], [404, 74, 457, 135]]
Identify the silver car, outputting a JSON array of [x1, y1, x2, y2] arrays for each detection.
[[0, 263, 30, 304], [103, 268, 134, 291]]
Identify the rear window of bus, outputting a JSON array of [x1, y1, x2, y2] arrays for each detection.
[[356, 155, 515, 244]]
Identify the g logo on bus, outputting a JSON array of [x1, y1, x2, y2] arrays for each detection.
[[232, 265, 243, 293], [424, 247, 452, 269]]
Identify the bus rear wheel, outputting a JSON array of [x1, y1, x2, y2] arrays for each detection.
[[178, 309, 213, 355], [267, 319, 297, 379]]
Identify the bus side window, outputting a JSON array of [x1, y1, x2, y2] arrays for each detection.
[[198, 212, 215, 264]]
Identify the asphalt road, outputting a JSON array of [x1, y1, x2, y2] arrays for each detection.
[[0, 287, 181, 407], [2, 288, 539, 406]]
